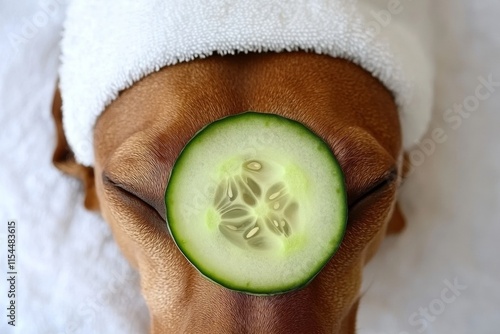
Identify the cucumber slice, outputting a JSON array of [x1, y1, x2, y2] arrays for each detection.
[[165, 112, 347, 295]]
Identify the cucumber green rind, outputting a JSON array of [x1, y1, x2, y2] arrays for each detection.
[[165, 111, 347, 295]]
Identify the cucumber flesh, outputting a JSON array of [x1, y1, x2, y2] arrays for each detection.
[[165, 112, 347, 295]]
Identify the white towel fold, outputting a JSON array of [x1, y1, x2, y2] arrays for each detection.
[[59, 0, 434, 166]]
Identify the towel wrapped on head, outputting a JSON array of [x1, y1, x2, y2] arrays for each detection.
[[59, 0, 434, 166]]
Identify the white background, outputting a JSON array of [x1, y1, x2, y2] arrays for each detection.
[[0, 1, 499, 333]]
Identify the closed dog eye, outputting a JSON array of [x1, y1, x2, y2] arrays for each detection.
[[102, 172, 167, 223], [100, 135, 173, 220], [348, 166, 398, 211]]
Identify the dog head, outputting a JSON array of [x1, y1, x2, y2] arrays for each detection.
[[53, 52, 406, 333]]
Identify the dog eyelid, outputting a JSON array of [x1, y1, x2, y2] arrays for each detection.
[[102, 172, 167, 220], [102, 172, 154, 208], [379, 167, 399, 188], [369, 166, 398, 193], [348, 166, 398, 210]]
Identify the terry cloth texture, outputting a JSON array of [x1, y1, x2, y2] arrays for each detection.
[[59, 0, 434, 166]]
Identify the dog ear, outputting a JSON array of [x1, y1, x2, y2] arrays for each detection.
[[386, 202, 406, 234], [401, 152, 412, 179], [52, 86, 100, 211]]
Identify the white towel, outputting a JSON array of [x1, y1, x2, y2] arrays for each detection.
[[59, 0, 434, 166]]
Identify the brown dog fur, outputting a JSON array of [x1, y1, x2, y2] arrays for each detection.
[[52, 51, 406, 333]]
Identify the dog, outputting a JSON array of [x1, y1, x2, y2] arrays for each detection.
[[52, 51, 409, 333]]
